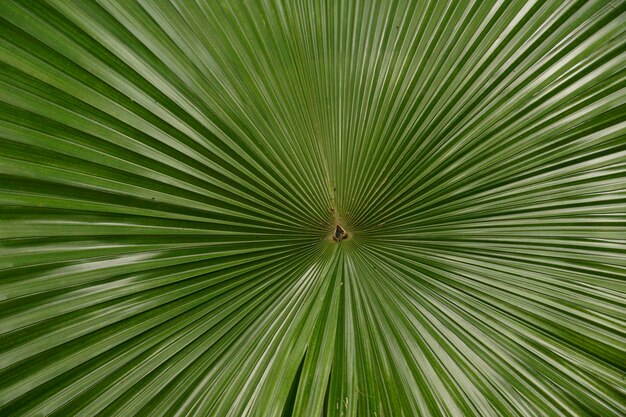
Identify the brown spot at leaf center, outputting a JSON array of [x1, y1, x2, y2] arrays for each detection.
[[333, 225, 348, 241]]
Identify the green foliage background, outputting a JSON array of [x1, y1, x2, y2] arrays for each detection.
[[1, 0, 625, 416]]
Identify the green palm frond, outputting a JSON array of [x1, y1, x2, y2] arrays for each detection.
[[1, 0, 625, 416]]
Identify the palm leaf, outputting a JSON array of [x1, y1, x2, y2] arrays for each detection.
[[1, 0, 625, 416]]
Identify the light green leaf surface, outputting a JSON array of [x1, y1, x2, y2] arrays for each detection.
[[1, 0, 625, 416]]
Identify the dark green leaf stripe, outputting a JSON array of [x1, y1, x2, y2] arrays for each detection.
[[1, 0, 625, 416]]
